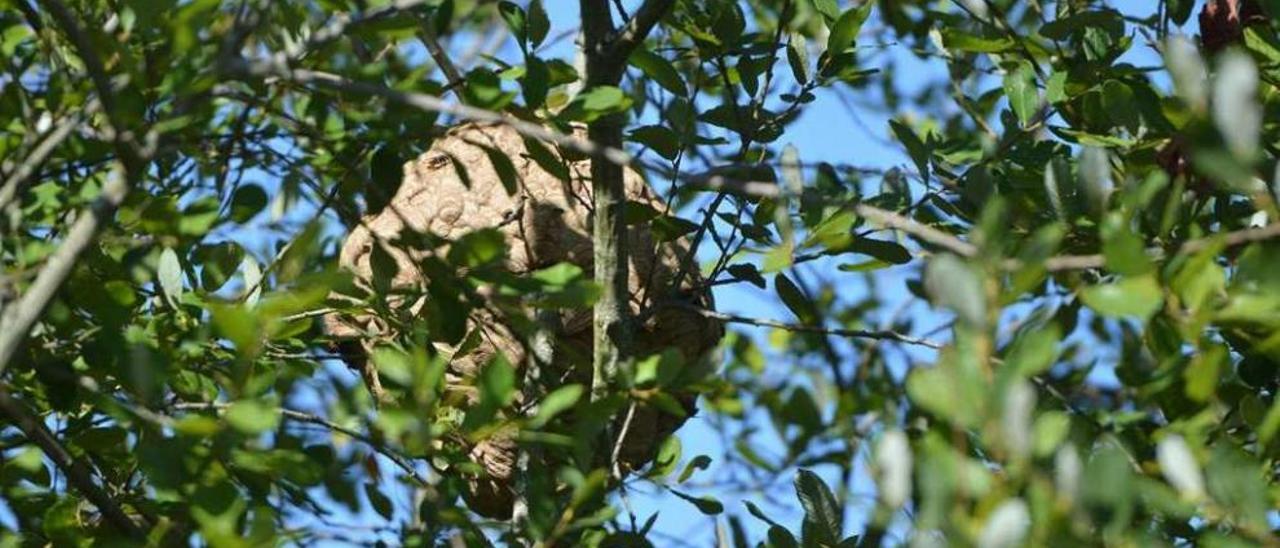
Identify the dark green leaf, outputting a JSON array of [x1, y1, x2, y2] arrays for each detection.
[[482, 146, 521, 196], [229, 184, 268, 224], [727, 263, 766, 288], [671, 490, 723, 515], [889, 119, 930, 183], [848, 237, 912, 264], [498, 2, 527, 50], [527, 0, 550, 48], [794, 469, 841, 545], [522, 55, 550, 109], [628, 125, 681, 160], [369, 145, 405, 215], [775, 273, 817, 324], [630, 50, 686, 97]]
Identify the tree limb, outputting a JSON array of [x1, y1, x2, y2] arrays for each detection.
[[0, 101, 96, 212], [416, 20, 465, 96], [0, 387, 146, 539], [0, 169, 129, 373], [605, 0, 676, 69]]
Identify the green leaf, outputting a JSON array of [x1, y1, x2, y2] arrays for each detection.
[[811, 0, 839, 21], [1079, 147, 1113, 216], [582, 85, 627, 111], [447, 228, 506, 267], [1213, 51, 1261, 160], [628, 125, 681, 160], [727, 263, 766, 288], [649, 435, 682, 478], [498, 1, 527, 50], [1168, 0, 1195, 24], [463, 68, 514, 109], [775, 273, 817, 324], [1032, 412, 1071, 457], [924, 254, 986, 327], [482, 146, 521, 196], [629, 50, 686, 97], [225, 400, 281, 435], [529, 384, 583, 428], [368, 145, 404, 215], [651, 215, 700, 242], [1005, 324, 1061, 377], [229, 183, 267, 224], [1045, 71, 1068, 104], [941, 29, 1015, 53], [522, 136, 571, 181], [480, 356, 516, 408], [1079, 274, 1163, 320], [787, 32, 810, 85], [780, 144, 803, 195], [527, 0, 549, 48], [783, 388, 822, 433], [671, 490, 723, 515], [369, 242, 399, 295], [848, 237, 912, 264], [794, 469, 841, 545], [365, 483, 393, 519], [768, 526, 800, 548], [521, 55, 550, 109], [1100, 214, 1152, 276], [196, 241, 244, 292], [889, 119, 930, 183], [158, 247, 184, 307], [1184, 343, 1227, 402], [678, 455, 712, 483], [907, 365, 982, 427], [1003, 60, 1039, 127], [827, 2, 873, 54]]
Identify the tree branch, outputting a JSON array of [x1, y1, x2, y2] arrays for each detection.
[[416, 21, 465, 96], [170, 402, 431, 487], [39, 0, 118, 124], [605, 0, 676, 67], [577, 0, 675, 400], [0, 387, 146, 539], [684, 175, 1280, 273], [0, 101, 96, 212], [0, 169, 129, 373], [225, 60, 635, 168], [289, 0, 433, 59], [669, 302, 943, 349]]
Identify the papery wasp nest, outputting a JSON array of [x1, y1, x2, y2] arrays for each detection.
[[323, 122, 723, 518]]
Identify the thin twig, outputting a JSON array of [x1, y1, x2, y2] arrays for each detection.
[[668, 302, 943, 349], [170, 402, 431, 486], [226, 60, 636, 169]]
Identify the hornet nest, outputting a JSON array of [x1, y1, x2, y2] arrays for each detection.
[[322, 122, 723, 519]]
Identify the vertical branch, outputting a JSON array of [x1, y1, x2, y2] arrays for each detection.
[[580, 0, 626, 400], [578, 0, 674, 400]]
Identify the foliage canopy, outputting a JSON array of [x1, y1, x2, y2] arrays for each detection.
[[1, 0, 1280, 546]]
